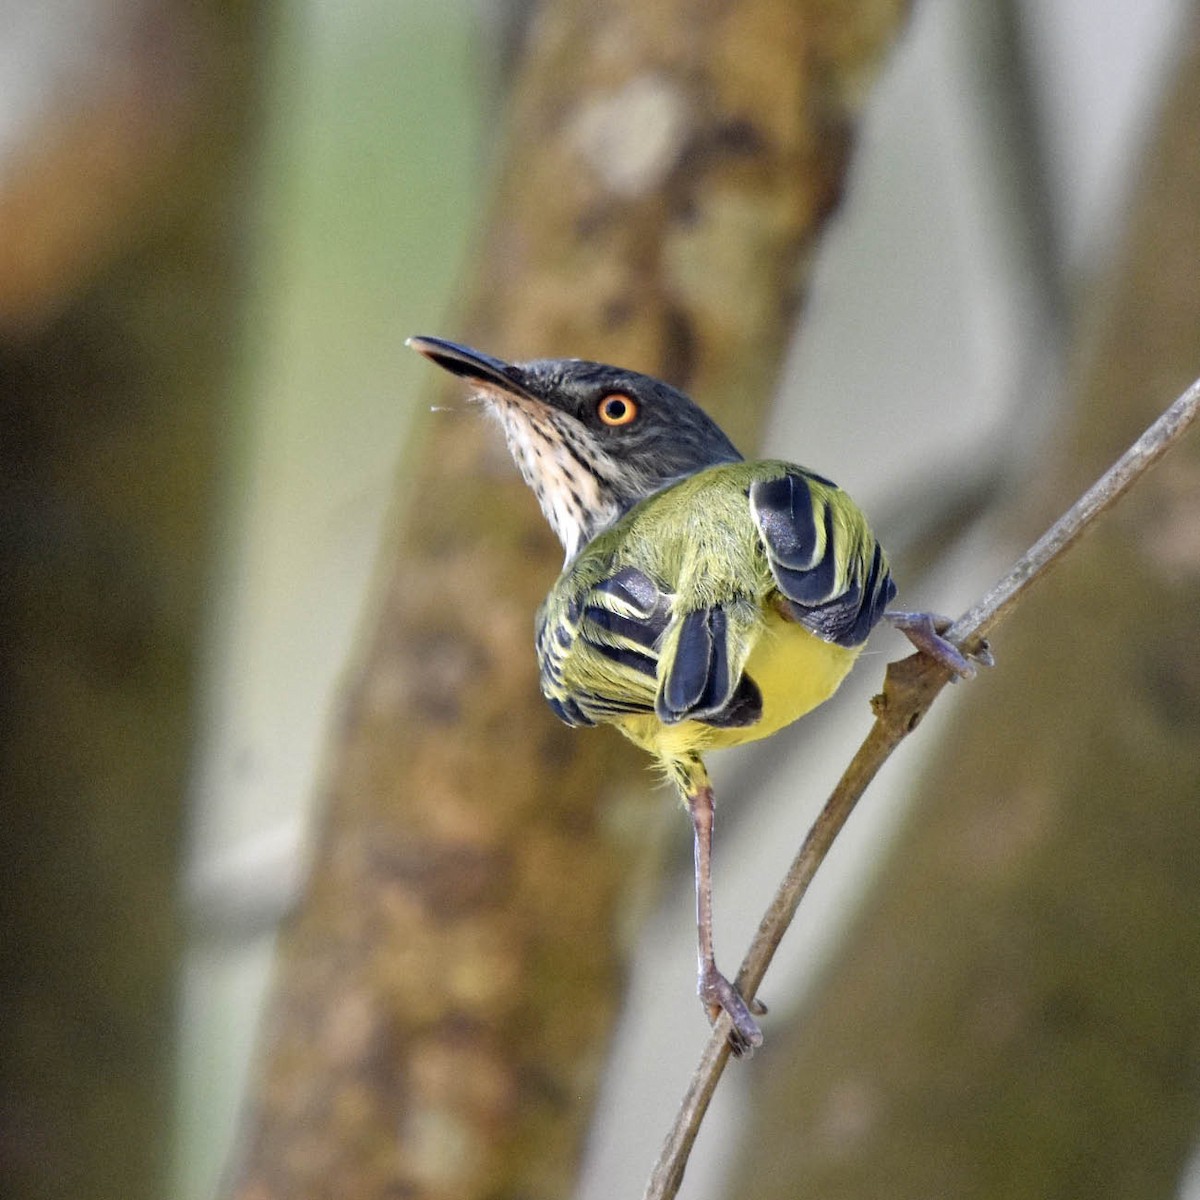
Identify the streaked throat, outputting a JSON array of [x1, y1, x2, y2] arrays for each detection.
[[484, 397, 620, 563]]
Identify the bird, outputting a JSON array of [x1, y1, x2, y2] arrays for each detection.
[[408, 334, 974, 1054]]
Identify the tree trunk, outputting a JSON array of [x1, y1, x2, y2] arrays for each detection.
[[226, 3, 911, 1199], [732, 15, 1200, 1199]]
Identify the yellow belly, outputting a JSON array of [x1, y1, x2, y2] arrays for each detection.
[[616, 607, 861, 762]]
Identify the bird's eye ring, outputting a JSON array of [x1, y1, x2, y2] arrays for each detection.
[[598, 393, 638, 426]]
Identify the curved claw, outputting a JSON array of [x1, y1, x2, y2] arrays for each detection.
[[700, 965, 764, 1057], [886, 610, 992, 680]]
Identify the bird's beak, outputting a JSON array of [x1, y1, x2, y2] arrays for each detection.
[[407, 335, 540, 404]]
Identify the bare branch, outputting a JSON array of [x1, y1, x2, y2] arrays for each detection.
[[643, 374, 1200, 1200], [951, 378, 1200, 645]]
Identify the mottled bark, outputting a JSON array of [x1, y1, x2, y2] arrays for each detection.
[[733, 17, 1200, 1200], [0, 5, 269, 1200], [227, 3, 910, 1199]]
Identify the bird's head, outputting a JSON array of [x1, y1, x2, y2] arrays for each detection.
[[409, 336, 743, 561]]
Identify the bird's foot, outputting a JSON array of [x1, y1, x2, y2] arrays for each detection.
[[700, 964, 766, 1057], [886, 610, 994, 680]]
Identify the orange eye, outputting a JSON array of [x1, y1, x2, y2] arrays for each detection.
[[598, 393, 638, 426]]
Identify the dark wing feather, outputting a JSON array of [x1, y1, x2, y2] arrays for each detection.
[[659, 608, 721, 717], [656, 605, 762, 728], [750, 471, 895, 649], [539, 565, 763, 730], [537, 566, 670, 727]]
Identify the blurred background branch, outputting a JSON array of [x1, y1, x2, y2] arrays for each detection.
[[222, 3, 911, 1198], [0, 4, 271, 1200], [730, 16, 1200, 1195]]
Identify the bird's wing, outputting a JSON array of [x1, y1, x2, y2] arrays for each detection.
[[749, 471, 896, 648], [536, 564, 762, 730], [536, 566, 665, 727], [653, 602, 763, 728]]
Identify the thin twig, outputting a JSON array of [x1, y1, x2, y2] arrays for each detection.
[[643, 375, 1200, 1200]]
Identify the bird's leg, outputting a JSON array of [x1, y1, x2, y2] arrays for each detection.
[[886, 610, 994, 679], [685, 769, 765, 1057]]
